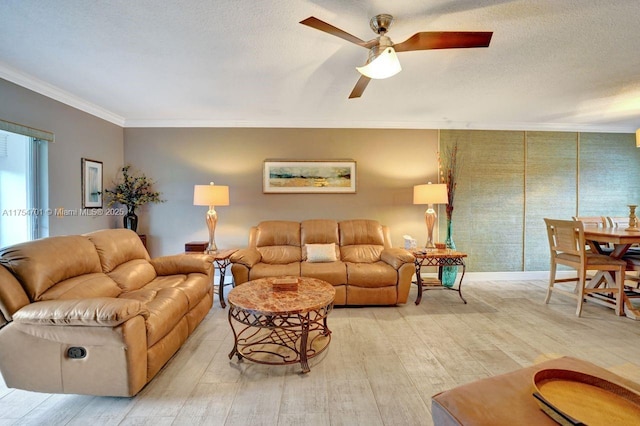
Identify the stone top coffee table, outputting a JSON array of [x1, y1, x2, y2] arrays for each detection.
[[227, 276, 336, 373]]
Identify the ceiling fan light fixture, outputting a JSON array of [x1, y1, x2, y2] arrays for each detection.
[[356, 47, 401, 79]]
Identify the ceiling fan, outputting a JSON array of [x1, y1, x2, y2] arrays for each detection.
[[300, 14, 493, 99]]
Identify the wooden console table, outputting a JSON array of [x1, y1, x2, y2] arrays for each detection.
[[412, 249, 468, 305]]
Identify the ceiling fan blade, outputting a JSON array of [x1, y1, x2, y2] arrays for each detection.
[[349, 75, 371, 99], [394, 31, 493, 52], [300, 16, 369, 47]]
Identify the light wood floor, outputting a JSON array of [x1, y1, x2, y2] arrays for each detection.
[[2, 279, 640, 426]]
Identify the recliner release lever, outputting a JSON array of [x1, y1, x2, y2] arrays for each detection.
[[67, 347, 87, 359]]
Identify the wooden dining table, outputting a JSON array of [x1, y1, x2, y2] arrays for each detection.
[[584, 226, 640, 319]]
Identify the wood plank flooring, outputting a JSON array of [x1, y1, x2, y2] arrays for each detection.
[[2, 279, 640, 425]]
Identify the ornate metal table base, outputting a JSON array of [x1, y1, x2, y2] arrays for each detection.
[[228, 304, 332, 373], [413, 250, 468, 305], [226, 277, 336, 373]]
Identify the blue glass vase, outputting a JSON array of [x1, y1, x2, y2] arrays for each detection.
[[441, 219, 457, 287]]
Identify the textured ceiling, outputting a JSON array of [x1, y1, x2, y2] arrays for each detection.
[[1, 0, 639, 132]]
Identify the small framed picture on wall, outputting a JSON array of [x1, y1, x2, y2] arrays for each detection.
[[81, 158, 103, 208]]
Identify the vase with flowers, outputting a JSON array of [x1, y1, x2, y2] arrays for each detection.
[[103, 165, 165, 232], [438, 143, 460, 287]]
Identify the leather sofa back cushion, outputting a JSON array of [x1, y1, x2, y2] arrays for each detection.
[[256, 221, 301, 247], [339, 220, 385, 246], [301, 220, 339, 245], [341, 245, 384, 263], [0, 235, 102, 301], [39, 273, 122, 300], [86, 229, 150, 273], [258, 246, 302, 264], [108, 259, 158, 292]]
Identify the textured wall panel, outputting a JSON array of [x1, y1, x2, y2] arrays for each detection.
[[440, 130, 525, 272], [579, 133, 640, 218], [525, 132, 577, 271]]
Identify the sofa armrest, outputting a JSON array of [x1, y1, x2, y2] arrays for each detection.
[[12, 298, 149, 327], [381, 248, 415, 270], [230, 248, 262, 268], [150, 254, 213, 276]]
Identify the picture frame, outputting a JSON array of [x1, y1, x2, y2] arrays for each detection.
[[263, 160, 356, 194], [81, 158, 103, 208]]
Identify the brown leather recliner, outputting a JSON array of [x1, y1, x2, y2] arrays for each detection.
[[230, 219, 415, 305], [0, 229, 213, 396]]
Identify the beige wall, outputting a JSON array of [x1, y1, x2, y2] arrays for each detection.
[[0, 79, 124, 236], [123, 128, 440, 256]]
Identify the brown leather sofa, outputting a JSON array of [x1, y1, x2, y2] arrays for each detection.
[[230, 219, 415, 305], [0, 229, 213, 397]]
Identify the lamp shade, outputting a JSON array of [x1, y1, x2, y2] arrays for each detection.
[[193, 183, 229, 206], [413, 183, 448, 205], [636, 129, 640, 148], [356, 47, 402, 79]]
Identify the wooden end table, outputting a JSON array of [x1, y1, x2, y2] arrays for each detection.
[[227, 277, 335, 373], [412, 249, 468, 305]]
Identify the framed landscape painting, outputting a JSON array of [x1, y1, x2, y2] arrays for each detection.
[[81, 158, 103, 208], [263, 160, 357, 193]]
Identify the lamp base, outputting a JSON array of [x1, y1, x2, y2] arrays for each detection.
[[205, 207, 219, 254], [425, 206, 437, 249]]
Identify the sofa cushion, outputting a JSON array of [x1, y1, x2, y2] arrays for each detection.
[[339, 220, 385, 246], [85, 229, 150, 273], [108, 259, 157, 292], [139, 287, 189, 347], [258, 246, 302, 264], [305, 243, 338, 263], [0, 236, 102, 301], [250, 262, 300, 280], [255, 221, 300, 247], [141, 274, 210, 310], [341, 245, 384, 263], [345, 261, 397, 287], [39, 273, 122, 300], [301, 261, 347, 285], [301, 219, 339, 244]]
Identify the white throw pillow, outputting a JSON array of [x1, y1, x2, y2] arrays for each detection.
[[306, 243, 337, 263]]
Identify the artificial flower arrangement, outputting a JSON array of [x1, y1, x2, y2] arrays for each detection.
[[104, 165, 164, 212]]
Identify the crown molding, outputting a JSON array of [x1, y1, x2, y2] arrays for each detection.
[[1, 63, 634, 134], [124, 118, 634, 133], [0, 63, 125, 127]]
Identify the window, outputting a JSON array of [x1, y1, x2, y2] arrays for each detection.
[[0, 120, 50, 248]]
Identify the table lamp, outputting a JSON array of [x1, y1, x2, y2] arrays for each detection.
[[193, 182, 229, 253], [413, 182, 448, 248]]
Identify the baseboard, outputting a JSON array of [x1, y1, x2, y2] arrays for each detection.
[[464, 271, 569, 282], [419, 270, 574, 282]]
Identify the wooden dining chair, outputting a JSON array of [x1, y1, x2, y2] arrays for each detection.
[[544, 218, 626, 317], [572, 216, 611, 259], [572, 216, 606, 228], [605, 216, 640, 286], [606, 216, 634, 229]]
